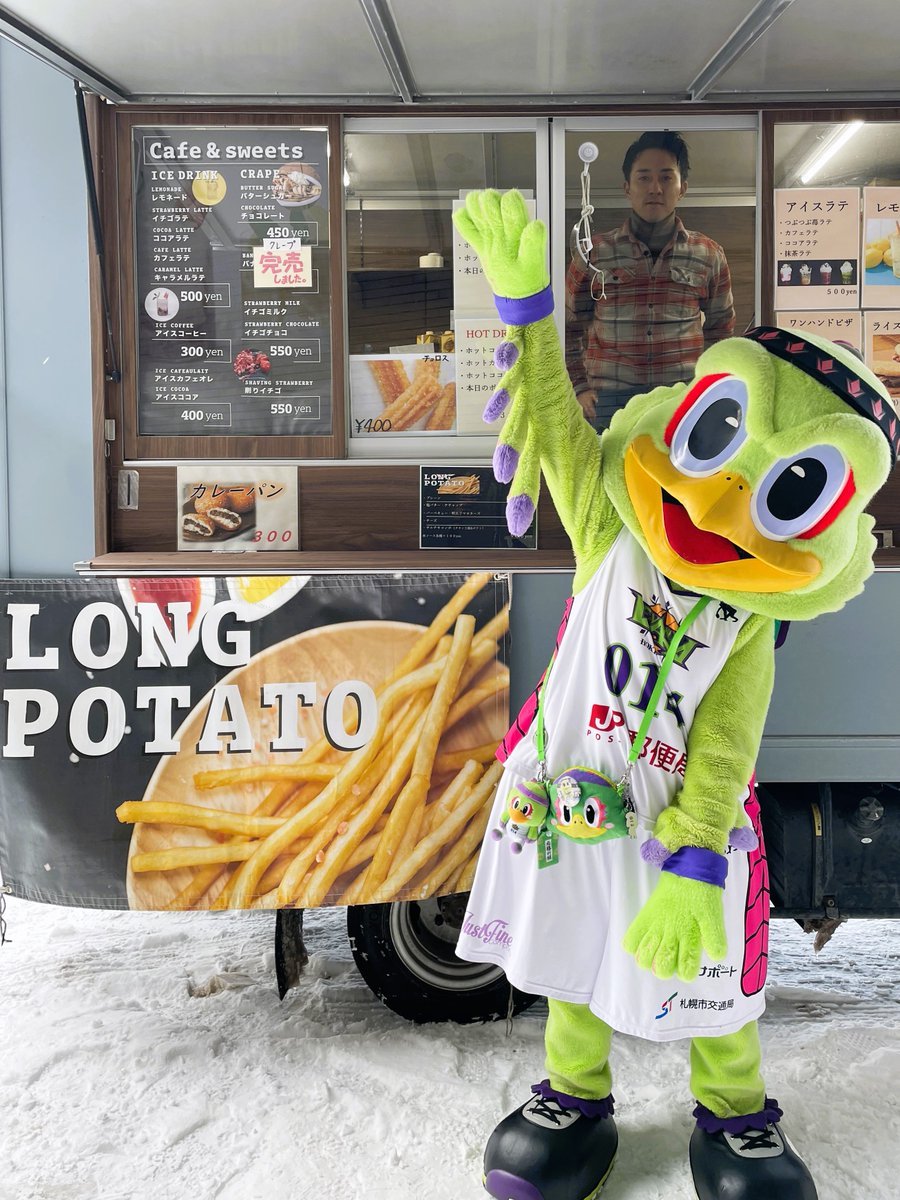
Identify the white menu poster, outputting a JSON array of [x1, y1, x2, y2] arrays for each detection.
[[176, 463, 298, 550], [774, 188, 860, 310], [453, 318, 509, 435], [864, 310, 900, 411], [862, 188, 900, 309]]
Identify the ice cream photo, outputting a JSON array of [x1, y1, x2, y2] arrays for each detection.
[[820, 262, 832, 284], [780, 263, 793, 283], [800, 265, 812, 285], [841, 261, 854, 283]]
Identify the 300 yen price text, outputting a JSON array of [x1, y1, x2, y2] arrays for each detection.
[[252, 529, 295, 543], [180, 345, 226, 359]]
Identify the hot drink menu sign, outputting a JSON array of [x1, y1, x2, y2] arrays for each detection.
[[133, 126, 332, 437]]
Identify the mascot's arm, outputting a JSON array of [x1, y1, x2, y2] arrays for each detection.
[[452, 190, 618, 589], [654, 612, 775, 854], [623, 613, 775, 982]]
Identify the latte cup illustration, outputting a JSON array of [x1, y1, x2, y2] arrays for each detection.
[[800, 265, 812, 285], [820, 263, 832, 285], [840, 261, 853, 284], [144, 287, 179, 322], [779, 264, 793, 284]]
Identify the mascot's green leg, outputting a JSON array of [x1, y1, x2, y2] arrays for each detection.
[[689, 1020, 765, 1119], [482, 1000, 618, 1200], [544, 998, 614, 1101], [689, 1022, 818, 1200]]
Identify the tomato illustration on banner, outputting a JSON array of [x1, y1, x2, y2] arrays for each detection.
[[116, 577, 216, 660]]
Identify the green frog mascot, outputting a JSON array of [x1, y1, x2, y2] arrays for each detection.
[[452, 190, 897, 1200]]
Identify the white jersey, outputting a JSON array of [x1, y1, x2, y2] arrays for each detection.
[[456, 527, 768, 1041]]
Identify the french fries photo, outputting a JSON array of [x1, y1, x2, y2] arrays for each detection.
[[115, 573, 508, 911]]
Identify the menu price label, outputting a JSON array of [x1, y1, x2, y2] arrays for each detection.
[[134, 127, 332, 438], [176, 462, 299, 551], [774, 188, 860, 311], [349, 353, 456, 435], [419, 466, 537, 550]]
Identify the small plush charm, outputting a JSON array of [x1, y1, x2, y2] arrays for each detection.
[[491, 779, 550, 853], [549, 768, 627, 843]]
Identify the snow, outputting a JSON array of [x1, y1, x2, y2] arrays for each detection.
[[1, 897, 898, 1200]]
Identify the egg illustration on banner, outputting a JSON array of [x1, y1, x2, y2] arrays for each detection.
[[225, 575, 311, 622]]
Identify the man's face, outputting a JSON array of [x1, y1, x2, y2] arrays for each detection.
[[624, 149, 687, 222]]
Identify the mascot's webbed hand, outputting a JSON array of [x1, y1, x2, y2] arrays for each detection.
[[452, 189, 548, 300], [452, 191, 552, 537], [622, 872, 727, 982], [452, 189, 610, 552]]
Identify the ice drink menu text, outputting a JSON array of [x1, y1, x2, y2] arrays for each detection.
[[133, 126, 332, 437]]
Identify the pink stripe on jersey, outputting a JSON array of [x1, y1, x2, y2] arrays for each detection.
[[498, 596, 574, 763]]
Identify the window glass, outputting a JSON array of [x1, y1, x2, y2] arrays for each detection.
[[774, 121, 900, 407], [562, 128, 756, 432], [344, 129, 537, 449]]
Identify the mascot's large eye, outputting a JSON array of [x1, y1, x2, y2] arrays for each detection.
[[558, 803, 573, 825], [582, 800, 604, 828], [667, 375, 749, 477], [751, 444, 852, 541]]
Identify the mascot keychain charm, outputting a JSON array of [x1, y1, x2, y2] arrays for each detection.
[[451, 189, 898, 1200]]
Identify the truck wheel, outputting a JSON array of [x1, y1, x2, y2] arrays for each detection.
[[346, 894, 537, 1024]]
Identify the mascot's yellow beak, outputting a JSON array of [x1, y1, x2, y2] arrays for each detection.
[[561, 813, 604, 841], [625, 436, 821, 592]]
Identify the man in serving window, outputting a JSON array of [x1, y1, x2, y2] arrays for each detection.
[[566, 130, 736, 431]]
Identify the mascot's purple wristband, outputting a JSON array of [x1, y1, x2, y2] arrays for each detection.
[[662, 846, 728, 889], [494, 285, 554, 325]]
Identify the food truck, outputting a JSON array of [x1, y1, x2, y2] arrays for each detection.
[[0, 0, 898, 1022]]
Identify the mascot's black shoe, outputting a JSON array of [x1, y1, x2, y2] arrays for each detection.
[[690, 1118, 818, 1200], [483, 1083, 617, 1200]]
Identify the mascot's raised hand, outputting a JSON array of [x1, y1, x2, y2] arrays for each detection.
[[453, 190, 550, 536]]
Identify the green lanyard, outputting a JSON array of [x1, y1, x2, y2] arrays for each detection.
[[534, 594, 711, 787]]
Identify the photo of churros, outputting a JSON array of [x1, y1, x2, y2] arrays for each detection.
[[116, 573, 508, 911], [350, 353, 456, 434]]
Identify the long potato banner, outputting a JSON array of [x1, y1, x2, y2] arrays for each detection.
[[0, 572, 509, 910]]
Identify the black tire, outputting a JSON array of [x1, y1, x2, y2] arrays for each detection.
[[347, 893, 538, 1024]]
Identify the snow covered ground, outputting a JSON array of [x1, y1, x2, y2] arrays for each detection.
[[1, 897, 898, 1200]]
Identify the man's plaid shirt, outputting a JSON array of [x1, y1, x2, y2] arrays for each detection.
[[565, 216, 736, 397]]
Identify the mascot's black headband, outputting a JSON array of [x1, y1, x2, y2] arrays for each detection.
[[746, 325, 900, 462]]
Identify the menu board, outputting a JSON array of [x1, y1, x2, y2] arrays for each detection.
[[774, 188, 860, 311], [133, 126, 332, 438], [420, 466, 537, 550]]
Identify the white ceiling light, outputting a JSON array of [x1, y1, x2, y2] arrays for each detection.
[[798, 121, 865, 184]]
